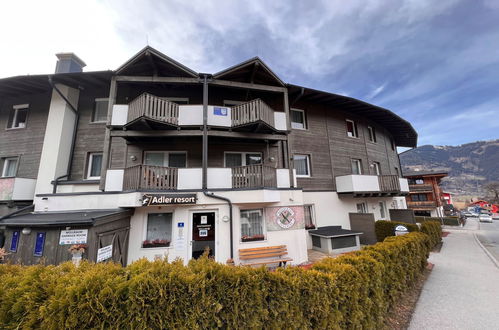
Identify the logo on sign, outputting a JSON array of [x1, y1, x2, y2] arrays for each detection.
[[213, 107, 228, 116], [142, 194, 197, 206], [276, 207, 296, 229]]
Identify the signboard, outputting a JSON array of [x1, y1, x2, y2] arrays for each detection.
[[142, 194, 197, 206], [395, 225, 409, 236], [34, 232, 46, 257], [213, 107, 228, 116], [265, 206, 305, 231], [59, 229, 88, 245], [9, 230, 20, 252], [97, 245, 113, 263]]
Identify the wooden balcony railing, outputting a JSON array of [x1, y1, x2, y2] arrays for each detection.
[[409, 184, 434, 192], [407, 201, 437, 208], [231, 99, 275, 128], [378, 175, 401, 192], [231, 164, 277, 189], [123, 165, 178, 190], [127, 93, 179, 125]]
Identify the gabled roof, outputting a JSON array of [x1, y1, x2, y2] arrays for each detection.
[[116, 46, 198, 78], [213, 57, 285, 87]]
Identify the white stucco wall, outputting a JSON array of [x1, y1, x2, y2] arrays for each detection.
[[335, 175, 380, 193]]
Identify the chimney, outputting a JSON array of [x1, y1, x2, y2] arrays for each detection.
[[55, 53, 86, 73]]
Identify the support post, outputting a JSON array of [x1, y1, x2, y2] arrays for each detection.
[[202, 75, 208, 190], [99, 77, 117, 191], [283, 89, 294, 187]]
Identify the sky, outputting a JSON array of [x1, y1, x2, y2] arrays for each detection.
[[0, 0, 498, 147]]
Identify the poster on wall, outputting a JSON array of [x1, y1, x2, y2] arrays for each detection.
[[97, 245, 113, 263], [9, 230, 20, 252], [59, 229, 88, 245], [265, 206, 305, 231], [34, 232, 46, 257]]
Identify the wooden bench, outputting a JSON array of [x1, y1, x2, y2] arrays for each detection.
[[239, 245, 293, 267]]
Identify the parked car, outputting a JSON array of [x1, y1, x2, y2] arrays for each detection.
[[461, 211, 473, 218], [478, 214, 493, 223], [492, 214, 499, 220]]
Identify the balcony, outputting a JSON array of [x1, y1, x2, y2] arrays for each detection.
[[409, 184, 433, 192], [407, 201, 437, 209], [112, 94, 287, 133], [0, 177, 37, 201], [336, 175, 409, 197], [114, 164, 290, 191]]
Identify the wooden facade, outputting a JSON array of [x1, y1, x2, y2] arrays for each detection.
[[404, 172, 447, 213]]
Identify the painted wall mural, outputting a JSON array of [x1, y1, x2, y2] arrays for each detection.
[[0, 178, 14, 200], [265, 206, 305, 231]]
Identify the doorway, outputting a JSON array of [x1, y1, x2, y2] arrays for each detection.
[[191, 212, 216, 259]]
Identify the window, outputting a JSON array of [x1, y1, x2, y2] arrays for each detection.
[[290, 109, 306, 129], [224, 152, 262, 167], [356, 202, 368, 213], [346, 119, 358, 138], [390, 139, 396, 151], [408, 178, 424, 185], [304, 204, 316, 229], [164, 97, 189, 105], [351, 159, 362, 175], [7, 104, 29, 129], [372, 162, 381, 175], [143, 213, 172, 248], [367, 126, 377, 143], [240, 209, 265, 242], [379, 202, 387, 219], [411, 194, 428, 201], [92, 98, 108, 123], [144, 151, 187, 168], [294, 154, 310, 177], [86, 153, 103, 179], [1, 157, 18, 177]]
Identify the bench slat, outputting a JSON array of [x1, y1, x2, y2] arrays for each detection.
[[240, 248, 287, 256], [243, 258, 293, 266], [238, 245, 286, 252], [240, 253, 288, 260]]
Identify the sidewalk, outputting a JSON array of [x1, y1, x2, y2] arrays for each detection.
[[409, 219, 499, 329]]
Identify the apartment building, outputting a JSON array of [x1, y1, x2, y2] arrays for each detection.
[[403, 170, 447, 217], [0, 47, 417, 266]]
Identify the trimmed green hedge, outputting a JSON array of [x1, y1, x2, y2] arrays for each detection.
[[375, 220, 419, 242], [0, 233, 431, 329], [415, 216, 460, 226], [420, 221, 442, 248]]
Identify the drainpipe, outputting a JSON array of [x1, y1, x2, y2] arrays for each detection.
[[203, 191, 234, 259], [48, 77, 79, 194], [202, 74, 208, 190]]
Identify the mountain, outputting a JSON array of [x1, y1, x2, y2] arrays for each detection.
[[399, 140, 499, 199]]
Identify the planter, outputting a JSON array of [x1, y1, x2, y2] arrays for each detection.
[[142, 240, 170, 248], [241, 236, 265, 242]]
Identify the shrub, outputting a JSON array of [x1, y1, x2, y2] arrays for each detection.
[[420, 221, 442, 248], [375, 220, 419, 242], [415, 216, 460, 226], [0, 233, 430, 329]]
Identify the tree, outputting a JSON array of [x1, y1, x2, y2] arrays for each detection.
[[484, 182, 499, 203]]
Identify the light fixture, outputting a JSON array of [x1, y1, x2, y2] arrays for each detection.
[[22, 227, 31, 235], [222, 215, 230, 222], [130, 155, 137, 161]]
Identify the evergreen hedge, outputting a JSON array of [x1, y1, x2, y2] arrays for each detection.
[[420, 221, 442, 248], [375, 220, 419, 242], [0, 233, 430, 329]]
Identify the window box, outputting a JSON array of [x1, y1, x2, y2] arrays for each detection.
[[142, 239, 171, 248], [241, 234, 265, 242]]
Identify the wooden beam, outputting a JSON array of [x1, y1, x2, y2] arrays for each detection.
[[110, 129, 287, 141], [116, 76, 200, 84], [210, 79, 286, 93]]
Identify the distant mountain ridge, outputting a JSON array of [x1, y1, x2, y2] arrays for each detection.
[[399, 139, 499, 198]]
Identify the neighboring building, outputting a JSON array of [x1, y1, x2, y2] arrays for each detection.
[[469, 200, 499, 213], [403, 170, 447, 217], [441, 192, 453, 205], [0, 47, 417, 266]]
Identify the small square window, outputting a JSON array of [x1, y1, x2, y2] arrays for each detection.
[[294, 154, 310, 177], [356, 202, 368, 213], [1, 157, 18, 177], [7, 104, 29, 129], [92, 99, 108, 123], [291, 109, 306, 129], [368, 126, 377, 143], [346, 119, 358, 138], [351, 159, 362, 175], [86, 153, 103, 179], [143, 213, 172, 248], [240, 209, 265, 242], [372, 162, 381, 175]]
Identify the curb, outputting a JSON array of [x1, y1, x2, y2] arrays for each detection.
[[473, 233, 499, 269]]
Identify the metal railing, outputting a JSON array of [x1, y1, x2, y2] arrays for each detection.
[[231, 164, 277, 188], [123, 165, 178, 190], [127, 93, 179, 125], [231, 99, 275, 128]]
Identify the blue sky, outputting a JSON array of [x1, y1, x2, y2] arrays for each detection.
[[1, 0, 498, 146]]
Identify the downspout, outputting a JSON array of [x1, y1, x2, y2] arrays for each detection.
[[203, 191, 234, 259], [48, 77, 79, 194]]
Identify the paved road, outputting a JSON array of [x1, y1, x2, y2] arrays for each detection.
[[409, 218, 499, 330], [476, 218, 499, 262]]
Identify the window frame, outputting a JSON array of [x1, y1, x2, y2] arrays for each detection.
[[239, 208, 266, 243], [351, 158, 363, 175], [6, 104, 29, 130], [290, 108, 307, 130], [379, 201, 387, 219], [356, 202, 368, 213], [304, 204, 316, 229], [345, 119, 358, 138], [143, 151, 188, 168], [91, 98, 109, 123], [142, 212, 174, 249], [293, 154, 311, 178], [223, 152, 263, 167], [367, 126, 377, 143], [372, 161, 381, 175], [86, 152, 103, 180], [1, 157, 19, 178]]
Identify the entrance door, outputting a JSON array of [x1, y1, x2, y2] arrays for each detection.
[[191, 212, 215, 259]]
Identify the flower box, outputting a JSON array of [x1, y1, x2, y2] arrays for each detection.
[[241, 235, 265, 242], [142, 239, 170, 248]]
